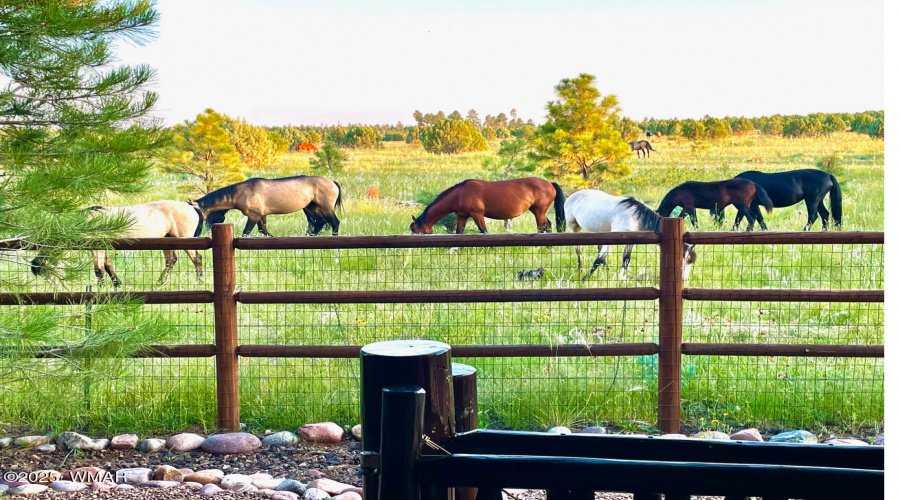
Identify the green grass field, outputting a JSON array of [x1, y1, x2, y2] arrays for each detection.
[[0, 132, 884, 436]]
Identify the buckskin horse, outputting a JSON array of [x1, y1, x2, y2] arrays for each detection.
[[629, 140, 657, 158], [566, 189, 697, 278], [409, 177, 565, 234], [711, 169, 843, 230], [191, 175, 343, 236], [30, 201, 204, 287], [657, 178, 774, 231]]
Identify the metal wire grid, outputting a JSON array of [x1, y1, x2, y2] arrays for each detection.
[[232, 245, 661, 292], [0, 249, 210, 293]]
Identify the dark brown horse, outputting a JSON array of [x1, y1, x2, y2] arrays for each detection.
[[191, 176, 342, 237], [656, 179, 774, 231], [409, 178, 565, 234], [629, 140, 657, 158]]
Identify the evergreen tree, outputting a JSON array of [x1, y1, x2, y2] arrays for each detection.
[[467, 109, 482, 129], [309, 141, 347, 171], [167, 109, 244, 194], [529, 74, 631, 183]]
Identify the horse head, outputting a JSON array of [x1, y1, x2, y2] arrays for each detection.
[[682, 243, 697, 278], [409, 215, 432, 234]]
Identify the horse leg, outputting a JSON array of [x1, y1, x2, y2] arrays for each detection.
[[456, 215, 469, 234], [92, 250, 106, 284], [576, 245, 584, 270], [257, 216, 274, 237], [242, 217, 258, 237], [304, 208, 317, 235], [803, 197, 820, 231], [158, 249, 177, 285], [751, 204, 768, 230], [185, 249, 203, 281], [104, 252, 122, 288], [584, 245, 610, 280], [619, 244, 634, 278], [323, 211, 340, 236], [533, 210, 551, 233], [472, 214, 488, 234], [503, 219, 512, 231], [816, 198, 830, 231]]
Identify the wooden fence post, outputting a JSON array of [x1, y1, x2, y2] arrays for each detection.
[[212, 223, 240, 431], [452, 363, 478, 500], [658, 217, 684, 434]]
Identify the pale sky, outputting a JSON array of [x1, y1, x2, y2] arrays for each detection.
[[116, 0, 885, 127]]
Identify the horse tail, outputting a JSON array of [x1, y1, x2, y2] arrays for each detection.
[[551, 182, 566, 232], [829, 174, 842, 228], [648, 143, 657, 151], [205, 209, 230, 230], [333, 180, 343, 212], [191, 205, 205, 237], [753, 183, 774, 214]]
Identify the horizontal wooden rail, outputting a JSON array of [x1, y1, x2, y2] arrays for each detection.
[[0, 290, 214, 306], [445, 430, 884, 469], [414, 454, 883, 498], [234, 343, 660, 358], [233, 231, 661, 250], [235, 287, 659, 304], [683, 343, 884, 357], [0, 344, 216, 358], [682, 288, 883, 303], [684, 231, 884, 245], [0, 237, 212, 251]]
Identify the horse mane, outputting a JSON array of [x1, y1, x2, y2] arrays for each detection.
[[619, 197, 661, 232], [656, 186, 681, 216], [417, 180, 470, 225]]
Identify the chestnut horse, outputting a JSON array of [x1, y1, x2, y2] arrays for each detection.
[[409, 178, 565, 234], [297, 143, 318, 153], [656, 178, 774, 231]]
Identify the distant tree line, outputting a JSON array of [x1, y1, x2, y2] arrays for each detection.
[[640, 110, 883, 140]]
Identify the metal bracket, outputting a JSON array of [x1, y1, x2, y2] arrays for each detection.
[[358, 451, 380, 477]]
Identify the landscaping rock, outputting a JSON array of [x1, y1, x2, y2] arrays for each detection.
[[167, 432, 206, 451], [13, 436, 50, 448], [137, 438, 166, 453], [271, 492, 300, 500], [29, 470, 61, 484], [200, 483, 224, 496], [110, 434, 140, 450], [116, 468, 153, 484], [201, 433, 262, 454], [49, 481, 89, 492], [139, 480, 181, 488], [221, 474, 254, 491], [874, 433, 884, 445], [8, 484, 48, 496], [182, 482, 204, 490], [184, 470, 225, 485], [547, 426, 571, 435], [578, 426, 607, 434], [0, 485, 8, 495], [62, 467, 104, 482], [262, 431, 300, 447], [254, 478, 286, 490], [770, 430, 818, 444], [335, 493, 362, 500], [303, 488, 331, 500], [730, 428, 764, 442], [298, 422, 344, 443], [35, 444, 56, 452], [153, 465, 185, 482], [0, 437, 11, 448], [693, 431, 730, 440], [309, 478, 355, 495], [275, 479, 307, 496], [824, 438, 869, 446], [57, 431, 108, 452], [92, 481, 115, 491], [351, 424, 362, 440]]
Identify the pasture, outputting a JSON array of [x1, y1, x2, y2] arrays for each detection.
[[0, 132, 883, 436]]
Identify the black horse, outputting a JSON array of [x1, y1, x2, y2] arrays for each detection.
[[711, 169, 842, 230], [657, 178, 774, 231]]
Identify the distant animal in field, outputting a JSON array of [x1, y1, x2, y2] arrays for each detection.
[[297, 143, 318, 153], [191, 175, 343, 237], [30, 201, 204, 287], [409, 177, 566, 234], [710, 169, 842, 231], [566, 189, 697, 278], [657, 179, 773, 231], [645, 130, 653, 138], [517, 267, 545, 281], [629, 140, 657, 158]]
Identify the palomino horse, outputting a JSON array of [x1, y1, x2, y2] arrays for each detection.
[[629, 140, 657, 158], [409, 178, 565, 234], [30, 201, 204, 287], [192, 175, 343, 237], [657, 179, 773, 231], [566, 189, 696, 278], [711, 169, 843, 231]]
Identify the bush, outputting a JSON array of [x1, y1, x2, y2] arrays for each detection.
[[420, 119, 488, 154], [816, 152, 843, 177]]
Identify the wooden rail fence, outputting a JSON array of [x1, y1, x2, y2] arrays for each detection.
[[0, 221, 884, 433]]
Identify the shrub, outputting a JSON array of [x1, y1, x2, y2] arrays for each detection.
[[420, 119, 488, 154]]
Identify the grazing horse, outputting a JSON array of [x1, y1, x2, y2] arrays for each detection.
[[409, 177, 565, 234], [30, 201, 204, 287], [566, 189, 696, 278], [711, 169, 843, 230], [192, 176, 343, 237], [297, 143, 318, 153], [657, 179, 774, 231], [629, 140, 657, 158]]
